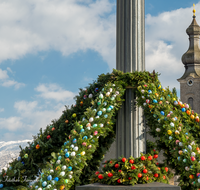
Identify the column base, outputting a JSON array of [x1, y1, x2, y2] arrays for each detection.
[[76, 182, 181, 190]]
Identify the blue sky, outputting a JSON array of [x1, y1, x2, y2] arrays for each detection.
[[0, 0, 199, 142]]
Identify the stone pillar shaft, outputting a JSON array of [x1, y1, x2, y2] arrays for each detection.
[[116, 0, 145, 158]]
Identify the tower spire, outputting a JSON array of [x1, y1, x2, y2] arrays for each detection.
[[178, 5, 200, 80]]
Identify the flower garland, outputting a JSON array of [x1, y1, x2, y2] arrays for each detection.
[[91, 154, 173, 185]]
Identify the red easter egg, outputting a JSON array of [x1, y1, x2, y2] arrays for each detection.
[[138, 173, 142, 178], [98, 174, 104, 179], [129, 159, 134, 164], [122, 158, 126, 162]]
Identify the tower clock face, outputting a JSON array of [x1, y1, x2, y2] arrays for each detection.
[[187, 79, 194, 86]]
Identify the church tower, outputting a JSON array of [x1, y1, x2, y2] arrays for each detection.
[[177, 5, 200, 113]]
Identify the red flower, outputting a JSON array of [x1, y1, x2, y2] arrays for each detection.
[[138, 173, 142, 178], [163, 175, 166, 179], [108, 173, 113, 177], [141, 156, 146, 161], [95, 171, 100, 175], [122, 158, 126, 162], [131, 166, 136, 170], [153, 154, 158, 159], [129, 159, 134, 164], [115, 164, 119, 168], [98, 174, 104, 179], [147, 156, 152, 161], [154, 173, 159, 178], [143, 169, 148, 173], [47, 135, 51, 139]]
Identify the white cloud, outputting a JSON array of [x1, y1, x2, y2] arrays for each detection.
[[0, 117, 23, 131], [0, 69, 8, 80], [35, 83, 76, 102], [0, 108, 4, 112], [2, 80, 25, 89], [0, 0, 116, 70], [0, 101, 71, 141], [0, 68, 25, 89]]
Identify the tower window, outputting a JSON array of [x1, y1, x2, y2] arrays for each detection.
[[188, 97, 193, 110]]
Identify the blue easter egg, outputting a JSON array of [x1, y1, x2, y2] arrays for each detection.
[[93, 109, 97, 112], [64, 141, 69, 146], [168, 95, 170, 97], [174, 101, 178, 105], [95, 88, 98, 92], [47, 175, 52, 181], [80, 129, 84, 133], [83, 136, 88, 140], [185, 133, 188, 135], [109, 105, 114, 109], [164, 117, 167, 120], [65, 152, 70, 157], [65, 179, 68, 183], [73, 138, 77, 143], [160, 97, 163, 100], [42, 181, 47, 187], [169, 136, 172, 140], [153, 99, 157, 103], [21, 161, 25, 165], [181, 108, 186, 112], [92, 140, 95, 142], [97, 111, 102, 116], [64, 149, 68, 153], [58, 156, 62, 160], [103, 102, 107, 106], [104, 114, 108, 118], [160, 111, 165, 115], [68, 166, 72, 171], [93, 124, 97, 128], [97, 101, 101, 106], [51, 180, 55, 185], [148, 90, 152, 93], [177, 157, 180, 161], [0, 184, 3, 188], [35, 186, 38, 189], [188, 145, 192, 150], [18, 156, 21, 161], [54, 177, 59, 181]]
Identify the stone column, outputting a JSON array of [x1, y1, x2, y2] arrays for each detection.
[[103, 0, 145, 161], [116, 0, 145, 158]]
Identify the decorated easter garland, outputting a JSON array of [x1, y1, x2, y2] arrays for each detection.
[[1, 70, 200, 190]]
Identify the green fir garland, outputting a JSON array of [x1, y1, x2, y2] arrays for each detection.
[[1, 70, 200, 190]]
